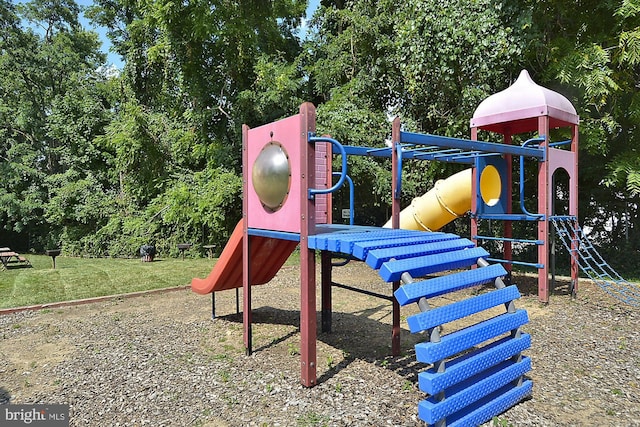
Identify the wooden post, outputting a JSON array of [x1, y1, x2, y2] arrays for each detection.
[[299, 103, 317, 387], [503, 134, 513, 271], [470, 127, 479, 248], [321, 251, 332, 333], [537, 116, 550, 303], [242, 124, 253, 355], [391, 117, 402, 356], [570, 124, 580, 297]]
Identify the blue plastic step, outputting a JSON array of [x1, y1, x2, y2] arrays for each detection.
[[415, 309, 529, 364], [395, 264, 507, 306], [418, 356, 531, 425], [419, 334, 531, 395], [351, 233, 460, 260], [406, 285, 521, 333], [366, 238, 475, 269], [434, 380, 533, 427], [379, 247, 489, 282], [309, 230, 416, 254]]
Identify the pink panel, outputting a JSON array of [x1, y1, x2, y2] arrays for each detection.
[[548, 147, 576, 174], [247, 114, 302, 233], [548, 148, 576, 183], [548, 147, 578, 215]]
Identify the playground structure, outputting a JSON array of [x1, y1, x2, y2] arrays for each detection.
[[192, 71, 637, 425]]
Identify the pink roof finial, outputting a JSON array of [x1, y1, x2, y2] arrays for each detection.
[[471, 70, 579, 134]]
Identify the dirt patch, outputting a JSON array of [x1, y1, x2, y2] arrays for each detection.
[[1, 262, 639, 426]]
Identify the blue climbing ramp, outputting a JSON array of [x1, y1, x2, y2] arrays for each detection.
[[309, 226, 531, 426]]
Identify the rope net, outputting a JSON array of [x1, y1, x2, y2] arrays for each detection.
[[551, 216, 640, 307]]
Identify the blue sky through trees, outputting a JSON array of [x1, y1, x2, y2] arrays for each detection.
[[15, 0, 320, 68]]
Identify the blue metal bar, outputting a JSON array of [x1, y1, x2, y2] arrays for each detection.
[[400, 132, 545, 159], [521, 136, 546, 147], [308, 135, 348, 198], [436, 151, 482, 159], [486, 258, 543, 269], [473, 235, 544, 245], [365, 146, 393, 155], [333, 172, 354, 225], [412, 154, 474, 164], [518, 137, 545, 219], [409, 144, 442, 151], [418, 147, 463, 156], [343, 145, 392, 157], [549, 215, 578, 221], [248, 228, 301, 242], [549, 139, 572, 147], [430, 152, 480, 163], [473, 213, 544, 221]]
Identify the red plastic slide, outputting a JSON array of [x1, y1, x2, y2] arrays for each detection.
[[191, 219, 299, 294]]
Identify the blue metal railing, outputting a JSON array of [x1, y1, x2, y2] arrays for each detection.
[[519, 136, 546, 219], [333, 172, 354, 226], [308, 134, 348, 199]]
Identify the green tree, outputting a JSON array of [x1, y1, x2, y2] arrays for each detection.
[[81, 0, 308, 254], [296, 0, 531, 224], [0, 0, 108, 249], [88, 0, 307, 171], [525, 0, 640, 256]]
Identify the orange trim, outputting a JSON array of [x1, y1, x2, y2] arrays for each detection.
[[191, 219, 298, 294]]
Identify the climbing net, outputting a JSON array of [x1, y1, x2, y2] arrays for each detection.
[[551, 216, 640, 306]]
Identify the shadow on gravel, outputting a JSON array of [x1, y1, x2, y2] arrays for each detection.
[[475, 272, 574, 299], [0, 387, 11, 404], [216, 305, 424, 385]]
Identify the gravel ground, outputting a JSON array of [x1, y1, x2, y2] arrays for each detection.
[[1, 262, 639, 426]]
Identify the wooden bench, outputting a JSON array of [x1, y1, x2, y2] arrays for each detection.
[[0, 250, 32, 270]]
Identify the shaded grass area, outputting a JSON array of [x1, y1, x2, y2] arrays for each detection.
[[0, 255, 217, 309]]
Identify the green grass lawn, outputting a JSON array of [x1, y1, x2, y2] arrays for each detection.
[[0, 255, 217, 309]]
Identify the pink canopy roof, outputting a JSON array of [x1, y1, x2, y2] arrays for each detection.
[[471, 70, 579, 134]]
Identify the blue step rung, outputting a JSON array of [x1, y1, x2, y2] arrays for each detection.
[[407, 286, 521, 333], [415, 309, 529, 364], [418, 356, 532, 425], [308, 230, 415, 253], [379, 247, 489, 282], [325, 230, 416, 253], [439, 380, 533, 427], [419, 334, 531, 395], [366, 238, 475, 269], [395, 264, 507, 306], [351, 233, 459, 260]]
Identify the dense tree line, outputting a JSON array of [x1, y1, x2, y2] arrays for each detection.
[[1, 0, 639, 271]]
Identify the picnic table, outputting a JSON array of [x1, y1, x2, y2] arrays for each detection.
[[203, 244, 216, 259], [0, 249, 32, 270]]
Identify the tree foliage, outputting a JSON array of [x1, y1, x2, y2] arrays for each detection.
[[1, 0, 640, 268], [523, 0, 640, 252]]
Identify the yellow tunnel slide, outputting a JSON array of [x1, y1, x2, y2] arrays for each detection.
[[384, 168, 477, 231]]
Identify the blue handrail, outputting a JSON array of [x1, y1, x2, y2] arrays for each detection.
[[519, 136, 546, 219], [549, 139, 572, 148], [333, 172, 354, 226], [308, 134, 348, 199]]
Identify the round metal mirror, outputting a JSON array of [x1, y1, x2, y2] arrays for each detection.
[[252, 142, 291, 212]]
